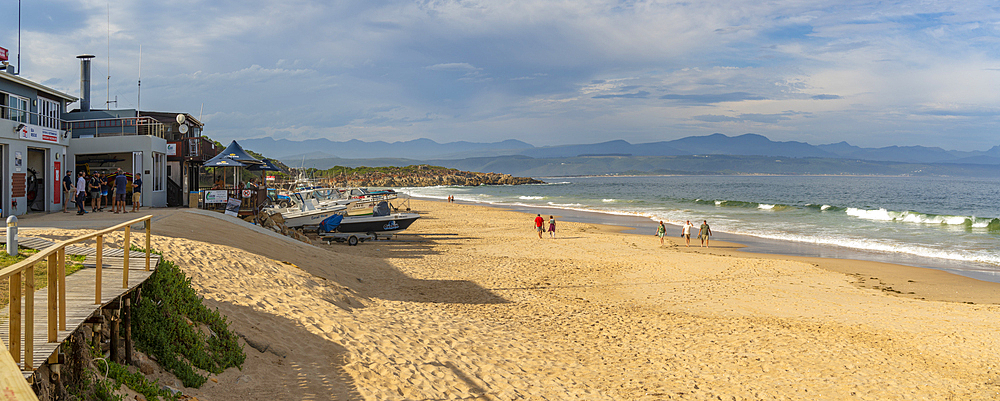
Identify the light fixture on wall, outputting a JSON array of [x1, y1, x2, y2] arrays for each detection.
[[13, 123, 25, 134]]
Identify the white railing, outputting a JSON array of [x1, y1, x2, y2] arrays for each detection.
[[62, 116, 168, 139], [0, 104, 64, 131]]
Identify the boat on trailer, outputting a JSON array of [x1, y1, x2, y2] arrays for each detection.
[[318, 201, 419, 239]]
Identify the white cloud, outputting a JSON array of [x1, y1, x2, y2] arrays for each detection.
[[3, 0, 1000, 150]]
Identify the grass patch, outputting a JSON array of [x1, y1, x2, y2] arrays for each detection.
[[132, 259, 245, 388], [0, 245, 86, 308]]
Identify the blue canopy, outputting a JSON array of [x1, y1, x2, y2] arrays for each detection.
[[248, 158, 282, 172], [202, 156, 246, 167], [205, 140, 263, 166]]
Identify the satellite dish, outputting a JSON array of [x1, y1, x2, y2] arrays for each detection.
[[179, 124, 189, 134], [176, 114, 186, 124]]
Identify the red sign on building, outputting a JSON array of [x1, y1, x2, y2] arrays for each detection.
[[0, 46, 8, 62]]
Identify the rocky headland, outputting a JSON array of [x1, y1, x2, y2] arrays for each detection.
[[304, 165, 544, 187]]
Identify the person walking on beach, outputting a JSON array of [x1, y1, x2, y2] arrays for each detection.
[[131, 174, 142, 212], [114, 169, 128, 213], [682, 220, 694, 247], [548, 216, 556, 238], [656, 221, 666, 246], [534, 214, 545, 239], [699, 220, 713, 247], [62, 170, 74, 213], [75, 172, 87, 215]]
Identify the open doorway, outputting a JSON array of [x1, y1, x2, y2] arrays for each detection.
[[26, 148, 46, 212], [0, 145, 5, 217]]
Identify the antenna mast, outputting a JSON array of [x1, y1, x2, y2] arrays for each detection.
[[107, 1, 111, 109], [137, 45, 142, 116], [17, 0, 21, 74]]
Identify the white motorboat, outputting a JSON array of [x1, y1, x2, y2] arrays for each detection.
[[270, 192, 347, 228]]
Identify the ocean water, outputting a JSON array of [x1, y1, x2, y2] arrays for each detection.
[[400, 175, 1000, 281]]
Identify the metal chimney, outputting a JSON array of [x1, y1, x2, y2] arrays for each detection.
[[77, 54, 95, 112]]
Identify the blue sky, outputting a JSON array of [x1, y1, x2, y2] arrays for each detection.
[[3, 0, 1000, 150]]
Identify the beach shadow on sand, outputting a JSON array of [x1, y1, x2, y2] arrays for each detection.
[[318, 234, 510, 305], [186, 301, 364, 400]]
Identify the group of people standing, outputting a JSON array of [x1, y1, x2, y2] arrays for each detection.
[[63, 168, 142, 216], [657, 219, 712, 247]]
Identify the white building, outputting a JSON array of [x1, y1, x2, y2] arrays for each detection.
[[0, 62, 77, 216], [1, 54, 215, 216]]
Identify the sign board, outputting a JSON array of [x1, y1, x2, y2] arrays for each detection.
[[266, 175, 275, 181], [166, 143, 179, 156], [224, 198, 242, 217], [17, 123, 61, 144], [241, 189, 253, 198], [0, 46, 7, 62], [204, 190, 229, 204]]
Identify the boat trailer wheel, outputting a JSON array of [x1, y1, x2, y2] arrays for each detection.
[[348, 235, 359, 246]]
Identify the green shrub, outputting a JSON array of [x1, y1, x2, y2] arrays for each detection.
[[132, 259, 245, 388], [106, 360, 179, 401]]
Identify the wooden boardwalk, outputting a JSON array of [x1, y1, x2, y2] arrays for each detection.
[[0, 267, 154, 374], [1, 234, 160, 377], [1, 236, 151, 259]]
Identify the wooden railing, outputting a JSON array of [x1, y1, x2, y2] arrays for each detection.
[[0, 215, 153, 370]]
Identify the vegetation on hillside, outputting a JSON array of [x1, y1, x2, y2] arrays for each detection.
[[301, 164, 461, 178]]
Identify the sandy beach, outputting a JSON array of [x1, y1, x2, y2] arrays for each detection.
[[20, 200, 1000, 399]]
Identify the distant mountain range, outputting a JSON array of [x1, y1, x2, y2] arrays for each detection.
[[242, 133, 1000, 165], [240, 137, 533, 162], [236, 133, 1000, 177]]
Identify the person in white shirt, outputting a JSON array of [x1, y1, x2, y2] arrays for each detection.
[[682, 220, 694, 247], [76, 172, 88, 215]]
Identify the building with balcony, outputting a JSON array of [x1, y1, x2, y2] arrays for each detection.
[[62, 55, 219, 208], [0, 66, 77, 216], [1, 54, 221, 215], [63, 108, 169, 208], [139, 111, 220, 206]]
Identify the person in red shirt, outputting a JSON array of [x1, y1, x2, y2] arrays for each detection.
[[534, 214, 544, 239]]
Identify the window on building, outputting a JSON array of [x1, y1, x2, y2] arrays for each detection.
[[39, 97, 61, 129], [0, 92, 28, 123], [9, 94, 28, 123], [153, 152, 164, 191]]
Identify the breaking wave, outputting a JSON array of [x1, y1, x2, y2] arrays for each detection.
[[846, 208, 998, 228]]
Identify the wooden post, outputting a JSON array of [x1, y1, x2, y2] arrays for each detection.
[[95, 235, 103, 304], [109, 310, 120, 364], [58, 248, 66, 331], [24, 265, 34, 370], [122, 227, 131, 288], [123, 298, 132, 364], [47, 255, 57, 344], [9, 272, 21, 365], [145, 219, 151, 271]]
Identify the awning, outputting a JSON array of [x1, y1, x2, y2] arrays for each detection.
[[209, 140, 264, 165]]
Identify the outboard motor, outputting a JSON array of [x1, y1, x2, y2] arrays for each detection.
[[373, 201, 390, 217]]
